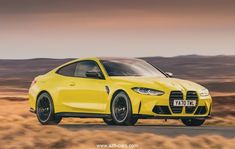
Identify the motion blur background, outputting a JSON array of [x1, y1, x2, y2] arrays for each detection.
[[0, 0, 235, 149], [0, 0, 235, 58]]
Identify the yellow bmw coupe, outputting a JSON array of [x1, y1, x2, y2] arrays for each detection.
[[29, 57, 212, 126]]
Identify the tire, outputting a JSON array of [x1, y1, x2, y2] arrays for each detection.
[[111, 91, 138, 126], [36, 92, 62, 125], [181, 118, 205, 126], [103, 118, 116, 125]]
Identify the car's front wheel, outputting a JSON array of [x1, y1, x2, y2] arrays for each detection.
[[181, 118, 205, 126], [36, 92, 62, 125], [111, 91, 138, 126]]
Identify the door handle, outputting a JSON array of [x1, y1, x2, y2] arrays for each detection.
[[69, 82, 76, 86]]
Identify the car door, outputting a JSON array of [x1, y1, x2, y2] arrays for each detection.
[[58, 60, 109, 113], [55, 62, 78, 111]]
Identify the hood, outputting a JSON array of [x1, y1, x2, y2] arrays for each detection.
[[110, 76, 205, 92]]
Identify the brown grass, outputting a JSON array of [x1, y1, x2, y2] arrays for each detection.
[[0, 100, 235, 149]]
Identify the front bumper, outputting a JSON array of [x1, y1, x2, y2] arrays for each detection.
[[131, 91, 212, 118]]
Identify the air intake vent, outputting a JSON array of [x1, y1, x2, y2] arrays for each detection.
[[195, 106, 207, 115], [152, 106, 171, 115]]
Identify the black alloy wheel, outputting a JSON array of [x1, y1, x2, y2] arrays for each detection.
[[111, 91, 138, 126], [36, 92, 62, 125]]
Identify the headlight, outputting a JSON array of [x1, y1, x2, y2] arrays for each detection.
[[199, 88, 209, 97], [132, 87, 164, 96]]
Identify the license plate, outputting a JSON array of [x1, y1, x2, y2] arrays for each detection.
[[173, 100, 196, 107]]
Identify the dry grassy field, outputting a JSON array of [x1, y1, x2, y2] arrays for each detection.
[[0, 99, 235, 149]]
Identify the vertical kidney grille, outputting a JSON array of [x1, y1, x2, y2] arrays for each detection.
[[169, 91, 198, 114], [186, 91, 198, 113], [169, 91, 183, 113]]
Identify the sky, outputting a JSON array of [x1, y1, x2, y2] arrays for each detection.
[[0, 0, 235, 59]]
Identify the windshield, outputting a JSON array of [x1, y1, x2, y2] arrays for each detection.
[[101, 59, 166, 77]]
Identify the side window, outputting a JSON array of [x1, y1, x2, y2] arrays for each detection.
[[74, 61, 103, 78], [56, 63, 77, 76]]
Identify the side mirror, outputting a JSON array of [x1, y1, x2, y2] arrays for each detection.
[[165, 72, 173, 78], [85, 71, 104, 79]]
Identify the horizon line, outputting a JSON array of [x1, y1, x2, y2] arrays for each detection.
[[0, 54, 234, 60]]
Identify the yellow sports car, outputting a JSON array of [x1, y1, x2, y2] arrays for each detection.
[[29, 57, 212, 126]]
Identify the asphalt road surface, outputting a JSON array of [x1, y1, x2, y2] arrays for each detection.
[[60, 124, 235, 138]]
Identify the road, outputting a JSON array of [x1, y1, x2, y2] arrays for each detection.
[[60, 124, 235, 138]]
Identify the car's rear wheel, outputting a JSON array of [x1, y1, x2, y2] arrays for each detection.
[[111, 91, 138, 126], [36, 92, 62, 125], [181, 118, 205, 126]]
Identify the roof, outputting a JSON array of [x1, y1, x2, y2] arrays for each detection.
[[97, 57, 140, 61]]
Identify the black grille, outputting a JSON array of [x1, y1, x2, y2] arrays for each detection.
[[186, 91, 198, 114], [153, 106, 171, 115], [195, 106, 207, 115], [169, 91, 183, 113]]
